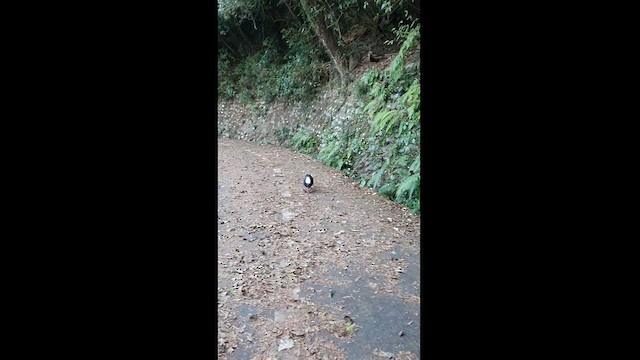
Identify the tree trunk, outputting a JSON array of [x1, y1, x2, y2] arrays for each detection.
[[299, 0, 349, 86]]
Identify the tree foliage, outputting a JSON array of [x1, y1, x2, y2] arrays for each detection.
[[217, 0, 420, 102]]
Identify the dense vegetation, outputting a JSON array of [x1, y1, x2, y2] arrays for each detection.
[[218, 0, 421, 213]]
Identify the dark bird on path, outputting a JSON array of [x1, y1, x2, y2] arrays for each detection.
[[302, 174, 314, 193]]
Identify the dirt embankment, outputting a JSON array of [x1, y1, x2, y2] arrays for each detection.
[[216, 56, 396, 148], [218, 138, 420, 359]]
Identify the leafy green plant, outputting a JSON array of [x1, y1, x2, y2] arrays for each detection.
[[354, 69, 383, 102], [292, 129, 319, 154], [275, 126, 291, 144], [383, 4, 420, 46], [395, 173, 419, 200], [367, 162, 388, 189], [388, 25, 420, 87], [217, 26, 327, 104], [378, 183, 395, 198], [318, 137, 342, 167]]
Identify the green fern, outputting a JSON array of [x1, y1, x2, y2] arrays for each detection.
[[367, 167, 385, 189], [395, 173, 420, 200], [364, 98, 382, 115], [292, 130, 319, 154], [378, 183, 396, 199], [385, 111, 401, 134], [318, 139, 342, 166], [372, 110, 397, 134], [409, 156, 420, 173], [395, 155, 411, 167]]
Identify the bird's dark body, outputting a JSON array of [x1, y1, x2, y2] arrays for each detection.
[[303, 174, 314, 193]]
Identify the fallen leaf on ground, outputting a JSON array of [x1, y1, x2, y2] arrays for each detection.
[[346, 323, 355, 333], [278, 337, 294, 351], [373, 348, 395, 358]]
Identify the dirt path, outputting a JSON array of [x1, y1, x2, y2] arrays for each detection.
[[217, 138, 421, 359]]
